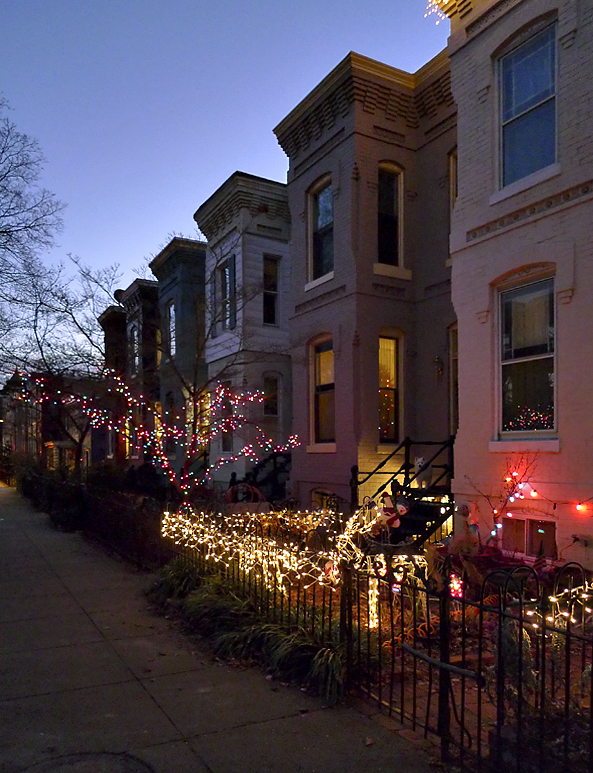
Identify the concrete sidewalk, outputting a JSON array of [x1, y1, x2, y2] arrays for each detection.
[[0, 486, 438, 773]]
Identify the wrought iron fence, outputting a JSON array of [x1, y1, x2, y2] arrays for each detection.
[[15, 472, 593, 772], [163, 506, 593, 773]]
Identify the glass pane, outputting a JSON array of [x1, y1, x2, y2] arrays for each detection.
[[378, 171, 397, 215], [502, 279, 554, 360], [316, 390, 335, 442], [315, 343, 334, 386], [315, 185, 333, 229], [527, 519, 556, 557], [502, 26, 555, 122], [503, 98, 555, 185], [378, 172, 399, 265], [379, 388, 398, 442], [263, 376, 279, 416], [263, 256, 278, 292], [263, 292, 277, 325], [313, 228, 333, 278], [502, 518, 526, 553], [379, 338, 396, 388], [502, 356, 554, 431]]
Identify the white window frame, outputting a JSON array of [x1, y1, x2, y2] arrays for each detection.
[[498, 23, 557, 189], [498, 277, 556, 438], [308, 176, 333, 283]]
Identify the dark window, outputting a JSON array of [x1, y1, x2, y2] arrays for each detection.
[[263, 375, 279, 416], [501, 25, 556, 186], [312, 183, 333, 279], [263, 256, 279, 325], [378, 169, 400, 265], [314, 340, 335, 443]]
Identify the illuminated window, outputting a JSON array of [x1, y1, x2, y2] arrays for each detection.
[[377, 166, 402, 266], [263, 256, 279, 325], [313, 341, 335, 443], [310, 179, 333, 280], [379, 337, 399, 443], [500, 25, 556, 187], [220, 256, 236, 331], [501, 279, 554, 433]]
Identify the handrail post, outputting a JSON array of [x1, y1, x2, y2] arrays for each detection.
[[404, 437, 411, 488], [350, 465, 359, 511]]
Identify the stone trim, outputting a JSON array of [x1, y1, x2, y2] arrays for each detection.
[[467, 180, 593, 242]]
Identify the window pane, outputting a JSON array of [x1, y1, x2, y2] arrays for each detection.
[[314, 341, 335, 443], [379, 338, 396, 388], [502, 27, 555, 122], [502, 518, 526, 553], [263, 293, 277, 325], [502, 357, 554, 431], [313, 184, 333, 279], [263, 376, 279, 416], [502, 279, 554, 360], [315, 343, 334, 386], [315, 185, 333, 228], [315, 390, 335, 442], [527, 519, 556, 557], [378, 171, 399, 265], [503, 99, 556, 186], [263, 256, 278, 292]]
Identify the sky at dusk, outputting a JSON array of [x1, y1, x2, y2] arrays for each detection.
[[1, 1, 449, 288]]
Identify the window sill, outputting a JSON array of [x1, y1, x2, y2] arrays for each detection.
[[489, 163, 561, 206], [373, 263, 412, 280], [306, 443, 336, 453], [489, 438, 559, 453], [305, 272, 334, 292]]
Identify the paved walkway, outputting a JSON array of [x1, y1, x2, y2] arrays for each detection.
[[0, 486, 438, 773]]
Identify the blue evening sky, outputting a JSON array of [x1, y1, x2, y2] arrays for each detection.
[[1, 1, 449, 287]]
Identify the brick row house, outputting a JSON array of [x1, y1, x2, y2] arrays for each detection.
[[273, 51, 457, 509], [10, 0, 592, 569], [443, 0, 593, 567]]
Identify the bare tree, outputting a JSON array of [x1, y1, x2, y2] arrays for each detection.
[[0, 100, 64, 278]]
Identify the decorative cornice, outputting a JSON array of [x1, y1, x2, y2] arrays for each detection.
[[275, 51, 453, 160], [467, 180, 593, 242], [194, 172, 289, 241], [149, 237, 206, 279], [465, 0, 522, 38]]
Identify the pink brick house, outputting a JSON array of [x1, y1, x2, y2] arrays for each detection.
[[443, 0, 593, 567]]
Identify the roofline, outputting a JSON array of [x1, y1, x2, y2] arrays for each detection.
[[194, 170, 287, 224], [148, 236, 206, 273], [273, 48, 449, 139]]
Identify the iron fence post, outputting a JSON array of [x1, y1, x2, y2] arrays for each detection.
[[438, 559, 452, 762], [340, 561, 353, 684]]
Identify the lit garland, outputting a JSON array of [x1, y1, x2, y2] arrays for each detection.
[[424, 1, 453, 24], [161, 502, 429, 597], [18, 369, 300, 497]]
